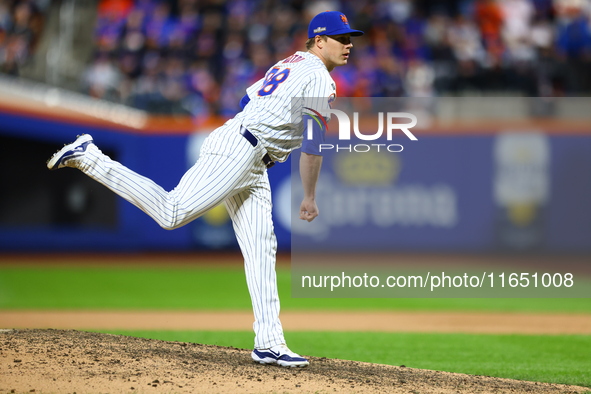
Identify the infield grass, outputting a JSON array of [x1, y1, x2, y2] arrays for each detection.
[[96, 329, 591, 388], [1, 265, 590, 312]]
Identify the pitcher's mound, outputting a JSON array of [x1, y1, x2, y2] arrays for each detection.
[[0, 329, 586, 393]]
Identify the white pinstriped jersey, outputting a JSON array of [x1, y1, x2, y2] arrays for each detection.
[[235, 51, 336, 163]]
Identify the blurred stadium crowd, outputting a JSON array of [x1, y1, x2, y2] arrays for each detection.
[[1, 0, 591, 118], [0, 0, 47, 75]]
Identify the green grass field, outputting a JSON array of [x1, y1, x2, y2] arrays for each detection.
[[1, 263, 590, 387], [1, 265, 590, 312]]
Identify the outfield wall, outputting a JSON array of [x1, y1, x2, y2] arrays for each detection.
[[290, 132, 591, 253], [1, 87, 590, 253]]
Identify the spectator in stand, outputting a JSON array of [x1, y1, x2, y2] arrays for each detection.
[[554, 0, 591, 93], [81, 52, 123, 101], [0, 1, 11, 30], [130, 50, 162, 110], [474, 0, 505, 53], [530, 13, 565, 96], [185, 59, 218, 117], [0, 0, 46, 76], [144, 1, 174, 50], [446, 13, 485, 92], [423, 12, 457, 93], [95, 0, 132, 54], [500, 0, 536, 63]]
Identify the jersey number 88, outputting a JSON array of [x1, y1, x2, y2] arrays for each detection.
[[258, 68, 290, 96]]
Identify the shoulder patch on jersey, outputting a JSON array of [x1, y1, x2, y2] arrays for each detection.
[[328, 93, 336, 105]]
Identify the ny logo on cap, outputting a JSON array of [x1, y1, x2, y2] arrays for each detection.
[[340, 14, 349, 25]]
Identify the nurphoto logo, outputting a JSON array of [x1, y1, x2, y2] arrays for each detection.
[[304, 108, 418, 153]]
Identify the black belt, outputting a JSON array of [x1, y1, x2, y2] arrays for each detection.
[[240, 127, 275, 169]]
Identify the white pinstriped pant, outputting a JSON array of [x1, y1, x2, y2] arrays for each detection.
[[79, 122, 285, 349]]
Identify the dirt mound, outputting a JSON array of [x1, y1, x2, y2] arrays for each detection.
[[0, 329, 587, 394]]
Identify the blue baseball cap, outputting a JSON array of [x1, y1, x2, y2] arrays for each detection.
[[307, 11, 364, 39]]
